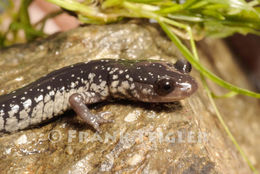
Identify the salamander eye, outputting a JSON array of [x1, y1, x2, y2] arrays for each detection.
[[174, 59, 192, 73], [154, 78, 175, 96]]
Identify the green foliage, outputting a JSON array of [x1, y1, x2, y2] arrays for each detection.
[[0, 0, 55, 47], [1, 0, 260, 46], [46, 0, 260, 38]]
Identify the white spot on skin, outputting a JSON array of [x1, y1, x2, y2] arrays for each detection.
[[47, 86, 51, 90], [90, 83, 98, 92], [100, 81, 107, 88], [112, 75, 118, 80], [100, 86, 109, 97], [130, 83, 135, 90], [125, 75, 130, 79], [49, 91, 55, 96], [8, 104, 20, 117], [111, 81, 119, 88], [0, 110, 4, 116], [44, 94, 51, 103], [119, 70, 123, 74], [71, 74, 75, 77], [71, 82, 76, 88], [132, 90, 140, 98], [88, 73, 95, 83], [21, 97, 25, 100], [12, 105, 19, 112], [109, 70, 115, 74], [121, 81, 130, 89], [110, 80, 120, 94], [12, 96, 16, 99], [34, 95, 43, 103], [142, 88, 151, 95], [23, 99, 32, 108]]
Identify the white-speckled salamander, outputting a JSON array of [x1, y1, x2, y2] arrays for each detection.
[[0, 59, 197, 134]]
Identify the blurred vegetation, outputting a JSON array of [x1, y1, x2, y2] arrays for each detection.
[[0, 0, 61, 46], [1, 0, 260, 47]]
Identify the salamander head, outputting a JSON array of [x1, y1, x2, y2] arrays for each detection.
[[109, 59, 198, 102]]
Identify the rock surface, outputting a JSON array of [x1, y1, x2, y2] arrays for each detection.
[[0, 21, 259, 174]]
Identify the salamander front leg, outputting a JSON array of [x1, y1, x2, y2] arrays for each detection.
[[69, 93, 113, 133]]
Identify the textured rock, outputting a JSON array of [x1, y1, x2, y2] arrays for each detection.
[[0, 21, 259, 174]]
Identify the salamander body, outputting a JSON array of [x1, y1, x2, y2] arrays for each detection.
[[0, 59, 197, 134]]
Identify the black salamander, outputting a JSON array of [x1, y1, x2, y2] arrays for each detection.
[[0, 59, 198, 134]]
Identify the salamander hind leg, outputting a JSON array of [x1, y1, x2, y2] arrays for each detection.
[[69, 93, 113, 133]]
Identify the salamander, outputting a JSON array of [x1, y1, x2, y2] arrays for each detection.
[[0, 59, 198, 134]]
